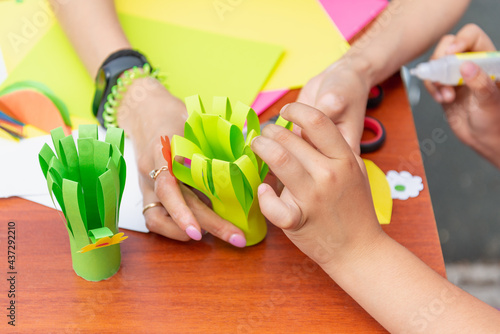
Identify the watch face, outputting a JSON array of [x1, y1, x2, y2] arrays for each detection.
[[92, 69, 107, 115]]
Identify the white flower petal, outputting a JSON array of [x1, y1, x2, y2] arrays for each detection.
[[386, 170, 424, 200]]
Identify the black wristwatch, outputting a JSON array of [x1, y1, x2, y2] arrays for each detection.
[[92, 49, 151, 126]]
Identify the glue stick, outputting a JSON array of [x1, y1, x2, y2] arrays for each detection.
[[410, 51, 500, 85]]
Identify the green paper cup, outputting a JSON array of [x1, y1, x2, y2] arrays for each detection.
[[70, 240, 121, 282]]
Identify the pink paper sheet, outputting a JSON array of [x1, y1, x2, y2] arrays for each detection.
[[318, 0, 388, 41], [252, 89, 289, 116], [253, 0, 388, 115]]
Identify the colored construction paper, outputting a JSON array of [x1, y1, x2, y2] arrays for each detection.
[[363, 159, 392, 224], [80, 233, 128, 254], [121, 15, 283, 108], [0, 14, 283, 122], [386, 170, 424, 200], [251, 89, 289, 116], [0, 0, 53, 71], [160, 136, 174, 177], [39, 125, 127, 281], [0, 127, 17, 141], [0, 110, 22, 125], [0, 81, 71, 134], [0, 119, 47, 138], [168, 95, 291, 246], [116, 0, 349, 91], [318, 0, 388, 41], [0, 47, 7, 86]]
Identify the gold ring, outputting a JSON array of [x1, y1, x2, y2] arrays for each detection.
[[149, 166, 169, 180], [142, 202, 163, 214]]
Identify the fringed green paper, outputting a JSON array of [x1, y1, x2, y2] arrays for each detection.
[[163, 95, 291, 246], [39, 125, 127, 281]]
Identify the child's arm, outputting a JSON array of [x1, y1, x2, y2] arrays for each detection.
[[251, 103, 500, 333], [298, 0, 471, 154], [424, 24, 500, 168]]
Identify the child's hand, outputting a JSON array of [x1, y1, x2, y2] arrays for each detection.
[[297, 58, 370, 155], [251, 103, 382, 267], [425, 24, 496, 103], [424, 24, 500, 167]]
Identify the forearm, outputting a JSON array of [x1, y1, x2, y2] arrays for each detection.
[[346, 0, 470, 87], [50, 0, 131, 77], [322, 231, 500, 333]]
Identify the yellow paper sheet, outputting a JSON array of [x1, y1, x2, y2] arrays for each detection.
[[364, 159, 392, 225], [0, 14, 283, 121], [0, 127, 18, 142], [116, 0, 350, 90], [0, 0, 53, 71]]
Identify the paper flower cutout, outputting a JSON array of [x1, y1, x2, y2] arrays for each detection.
[[164, 95, 291, 246], [38, 125, 127, 281], [79, 233, 128, 253], [160, 135, 174, 177], [386, 170, 424, 200]]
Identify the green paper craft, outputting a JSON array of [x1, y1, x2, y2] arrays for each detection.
[[165, 96, 291, 246], [38, 125, 128, 281]]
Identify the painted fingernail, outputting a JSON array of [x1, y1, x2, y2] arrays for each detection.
[[229, 234, 246, 248], [461, 62, 478, 79], [185, 225, 202, 241]]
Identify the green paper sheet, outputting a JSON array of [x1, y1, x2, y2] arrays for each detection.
[[1, 14, 283, 122]]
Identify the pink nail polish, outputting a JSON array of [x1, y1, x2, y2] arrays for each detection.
[[186, 225, 202, 241], [229, 234, 246, 248]]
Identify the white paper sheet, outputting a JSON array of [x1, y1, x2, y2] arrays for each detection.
[[0, 128, 148, 233]]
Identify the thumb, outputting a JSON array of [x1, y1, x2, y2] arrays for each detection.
[[460, 61, 500, 103]]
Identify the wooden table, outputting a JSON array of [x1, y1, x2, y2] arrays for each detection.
[[0, 74, 444, 333]]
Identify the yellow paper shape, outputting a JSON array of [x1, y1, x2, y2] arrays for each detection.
[[0, 127, 18, 142], [0, 0, 53, 71], [23, 124, 48, 138], [0, 14, 283, 122], [71, 116, 99, 131], [79, 233, 129, 254], [363, 159, 392, 225], [116, 0, 350, 90]]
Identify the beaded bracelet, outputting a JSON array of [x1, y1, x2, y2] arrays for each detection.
[[102, 63, 161, 128]]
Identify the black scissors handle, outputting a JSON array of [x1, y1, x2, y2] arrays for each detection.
[[360, 116, 386, 153]]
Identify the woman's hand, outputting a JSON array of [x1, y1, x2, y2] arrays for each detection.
[[297, 57, 371, 155], [117, 78, 247, 247], [424, 24, 500, 167], [251, 103, 383, 266]]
